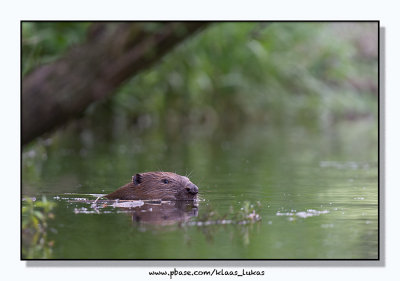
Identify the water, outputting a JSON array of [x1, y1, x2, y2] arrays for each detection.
[[22, 120, 378, 259]]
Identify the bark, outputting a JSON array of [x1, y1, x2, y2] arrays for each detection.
[[22, 22, 209, 145]]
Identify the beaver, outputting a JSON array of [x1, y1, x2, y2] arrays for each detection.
[[105, 172, 199, 201]]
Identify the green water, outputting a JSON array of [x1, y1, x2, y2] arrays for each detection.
[[22, 120, 378, 259]]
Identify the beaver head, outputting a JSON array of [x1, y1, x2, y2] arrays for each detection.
[[105, 172, 199, 201]]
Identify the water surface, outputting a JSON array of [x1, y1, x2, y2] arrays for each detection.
[[22, 120, 378, 259]]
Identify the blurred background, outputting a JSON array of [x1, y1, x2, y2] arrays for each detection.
[[22, 22, 377, 145]]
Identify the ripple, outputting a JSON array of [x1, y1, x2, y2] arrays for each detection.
[[276, 209, 329, 219]]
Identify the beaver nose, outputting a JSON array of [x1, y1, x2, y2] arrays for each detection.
[[186, 184, 198, 195]]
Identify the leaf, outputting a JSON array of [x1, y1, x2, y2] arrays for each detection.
[[34, 211, 44, 221]]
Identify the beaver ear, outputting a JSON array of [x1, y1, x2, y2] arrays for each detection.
[[132, 173, 142, 185]]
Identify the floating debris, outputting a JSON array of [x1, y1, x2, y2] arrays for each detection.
[[111, 201, 144, 208], [276, 209, 329, 219], [276, 212, 294, 216], [74, 207, 99, 214]]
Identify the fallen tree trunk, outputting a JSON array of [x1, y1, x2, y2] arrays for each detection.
[[22, 22, 209, 145]]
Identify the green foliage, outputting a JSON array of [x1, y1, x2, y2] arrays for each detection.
[[22, 196, 56, 259], [22, 22, 377, 137], [22, 22, 89, 75], [113, 22, 377, 132]]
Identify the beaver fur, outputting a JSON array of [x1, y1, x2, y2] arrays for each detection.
[[105, 171, 198, 201]]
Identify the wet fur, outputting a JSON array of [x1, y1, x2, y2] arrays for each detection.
[[105, 172, 198, 201]]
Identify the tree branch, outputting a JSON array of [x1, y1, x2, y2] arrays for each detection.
[[22, 22, 209, 145]]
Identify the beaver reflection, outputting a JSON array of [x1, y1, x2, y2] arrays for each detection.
[[126, 201, 198, 225], [127, 200, 198, 225]]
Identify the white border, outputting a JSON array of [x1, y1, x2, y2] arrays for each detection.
[[2, 0, 399, 280]]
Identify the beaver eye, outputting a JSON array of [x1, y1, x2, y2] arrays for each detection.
[[162, 179, 169, 184]]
